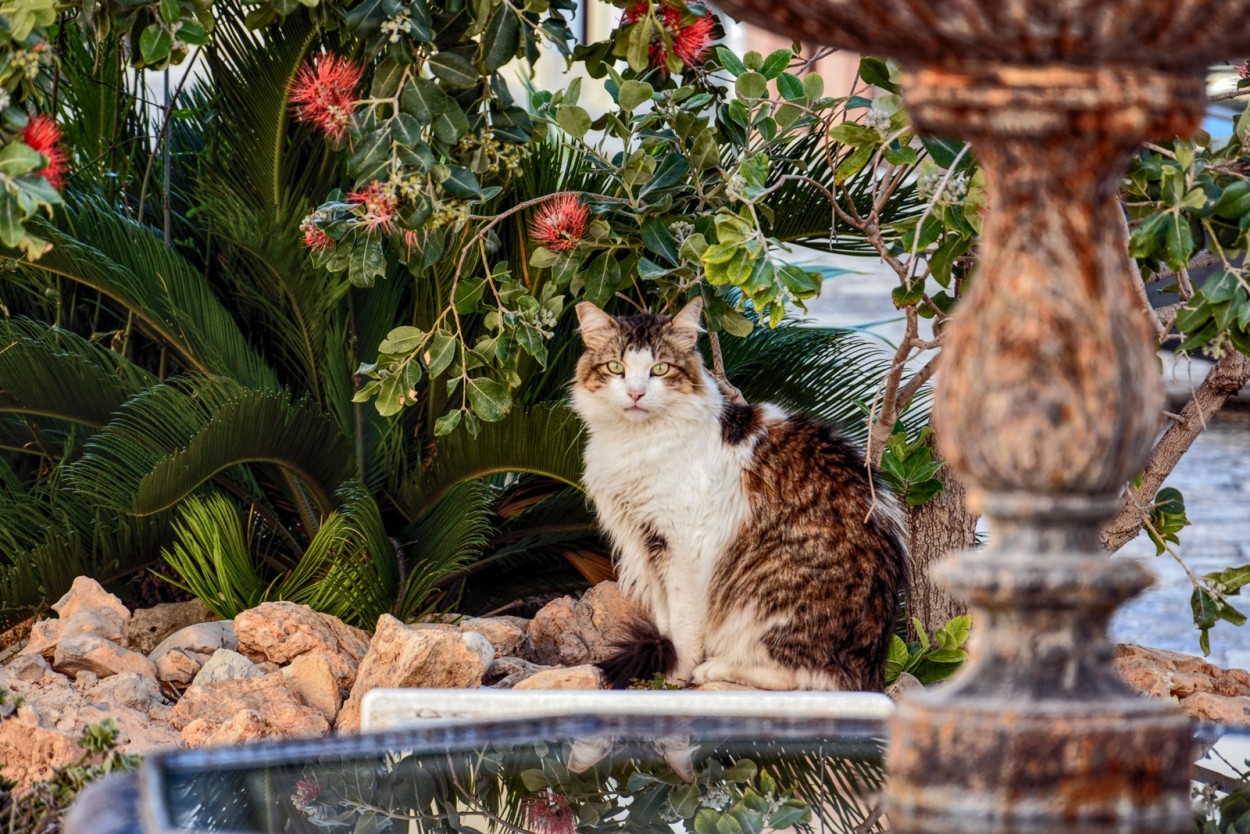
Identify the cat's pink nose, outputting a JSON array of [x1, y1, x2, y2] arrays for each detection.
[[628, 390, 645, 403]]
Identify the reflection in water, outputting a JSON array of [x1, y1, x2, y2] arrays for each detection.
[[164, 731, 884, 834]]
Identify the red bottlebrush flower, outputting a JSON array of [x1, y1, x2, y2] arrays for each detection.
[[673, 15, 715, 67], [348, 181, 399, 234], [1238, 62, 1250, 80], [23, 115, 67, 189], [300, 213, 332, 249], [290, 53, 365, 142], [529, 193, 589, 253], [622, 2, 713, 72], [523, 792, 575, 834]]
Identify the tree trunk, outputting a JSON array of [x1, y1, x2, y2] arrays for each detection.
[[905, 442, 978, 637]]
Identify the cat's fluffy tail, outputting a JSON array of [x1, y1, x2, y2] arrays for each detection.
[[597, 616, 676, 689]]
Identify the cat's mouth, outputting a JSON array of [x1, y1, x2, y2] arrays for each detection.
[[623, 404, 651, 417]]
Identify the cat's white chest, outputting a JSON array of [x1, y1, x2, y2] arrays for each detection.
[[581, 407, 754, 631]]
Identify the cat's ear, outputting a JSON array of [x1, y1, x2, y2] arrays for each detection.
[[668, 297, 704, 350], [576, 302, 617, 349]]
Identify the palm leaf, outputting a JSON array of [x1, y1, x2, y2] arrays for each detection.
[[68, 376, 353, 515], [285, 482, 399, 626], [718, 322, 911, 444], [393, 480, 495, 621], [10, 197, 278, 390], [0, 318, 155, 429], [157, 493, 266, 619], [190, 5, 324, 217], [402, 403, 586, 516]]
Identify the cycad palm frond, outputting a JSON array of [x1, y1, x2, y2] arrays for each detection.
[[190, 5, 326, 217], [394, 480, 496, 621], [68, 376, 353, 516], [764, 132, 922, 255], [12, 196, 277, 390], [0, 318, 155, 430], [718, 322, 909, 444], [401, 403, 586, 517]]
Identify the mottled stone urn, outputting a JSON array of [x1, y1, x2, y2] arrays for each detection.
[[710, 2, 1250, 832]]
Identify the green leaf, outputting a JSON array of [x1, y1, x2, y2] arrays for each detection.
[[1203, 270, 1241, 304], [921, 136, 967, 169], [1163, 213, 1195, 273], [766, 805, 811, 830], [379, 325, 425, 354], [735, 71, 767, 101], [429, 51, 479, 88], [715, 47, 746, 77], [466, 376, 512, 422], [0, 194, 24, 247], [1129, 212, 1170, 259], [641, 217, 680, 265], [440, 165, 483, 199], [1214, 181, 1250, 219], [401, 77, 449, 124], [454, 278, 487, 313], [425, 330, 456, 378], [581, 253, 621, 306], [0, 143, 44, 177], [776, 72, 804, 100], [759, 49, 791, 80], [625, 19, 653, 74], [802, 73, 824, 99], [482, 3, 522, 71], [158, 0, 178, 24], [139, 24, 173, 65], [618, 79, 654, 112], [348, 236, 387, 288], [858, 56, 897, 92], [556, 105, 591, 139]]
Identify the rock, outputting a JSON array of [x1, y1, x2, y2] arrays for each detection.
[[513, 665, 606, 690], [283, 654, 342, 724], [336, 615, 491, 732], [0, 716, 81, 792], [21, 578, 131, 659], [0, 653, 62, 685], [150, 622, 238, 687], [129, 600, 215, 655], [84, 673, 167, 713], [154, 650, 202, 687], [1180, 691, 1250, 725], [526, 582, 642, 667], [1115, 643, 1250, 700], [172, 673, 330, 747], [885, 672, 924, 702], [485, 657, 551, 688], [458, 617, 531, 659], [234, 603, 369, 690], [52, 634, 157, 680], [192, 649, 265, 687]]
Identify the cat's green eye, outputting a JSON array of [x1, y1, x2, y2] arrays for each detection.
[[651, 362, 670, 376], [606, 361, 625, 375]]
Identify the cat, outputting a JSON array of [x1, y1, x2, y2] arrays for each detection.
[[571, 297, 908, 692]]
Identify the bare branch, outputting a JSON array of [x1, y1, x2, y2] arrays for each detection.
[[1102, 350, 1250, 551]]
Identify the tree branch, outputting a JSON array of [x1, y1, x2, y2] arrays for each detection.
[[1102, 349, 1250, 551]]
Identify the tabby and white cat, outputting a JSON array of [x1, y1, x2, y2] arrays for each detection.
[[571, 298, 908, 691]]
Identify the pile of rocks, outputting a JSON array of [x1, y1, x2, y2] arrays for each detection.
[[5, 576, 1250, 793], [0, 578, 636, 790], [1115, 643, 1250, 723]]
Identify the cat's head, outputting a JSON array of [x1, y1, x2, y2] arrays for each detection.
[[571, 298, 709, 426]]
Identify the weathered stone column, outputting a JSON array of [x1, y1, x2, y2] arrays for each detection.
[[883, 64, 1199, 833], [704, 2, 1250, 831]]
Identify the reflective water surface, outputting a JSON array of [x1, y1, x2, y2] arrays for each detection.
[[151, 715, 886, 834]]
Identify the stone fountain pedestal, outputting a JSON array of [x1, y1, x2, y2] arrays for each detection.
[[703, 2, 1250, 831]]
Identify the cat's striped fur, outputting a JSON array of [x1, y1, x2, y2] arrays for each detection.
[[572, 298, 908, 691]]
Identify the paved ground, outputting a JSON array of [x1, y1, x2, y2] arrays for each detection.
[[796, 251, 1250, 666]]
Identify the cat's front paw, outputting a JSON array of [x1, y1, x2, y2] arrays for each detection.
[[692, 659, 796, 690]]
